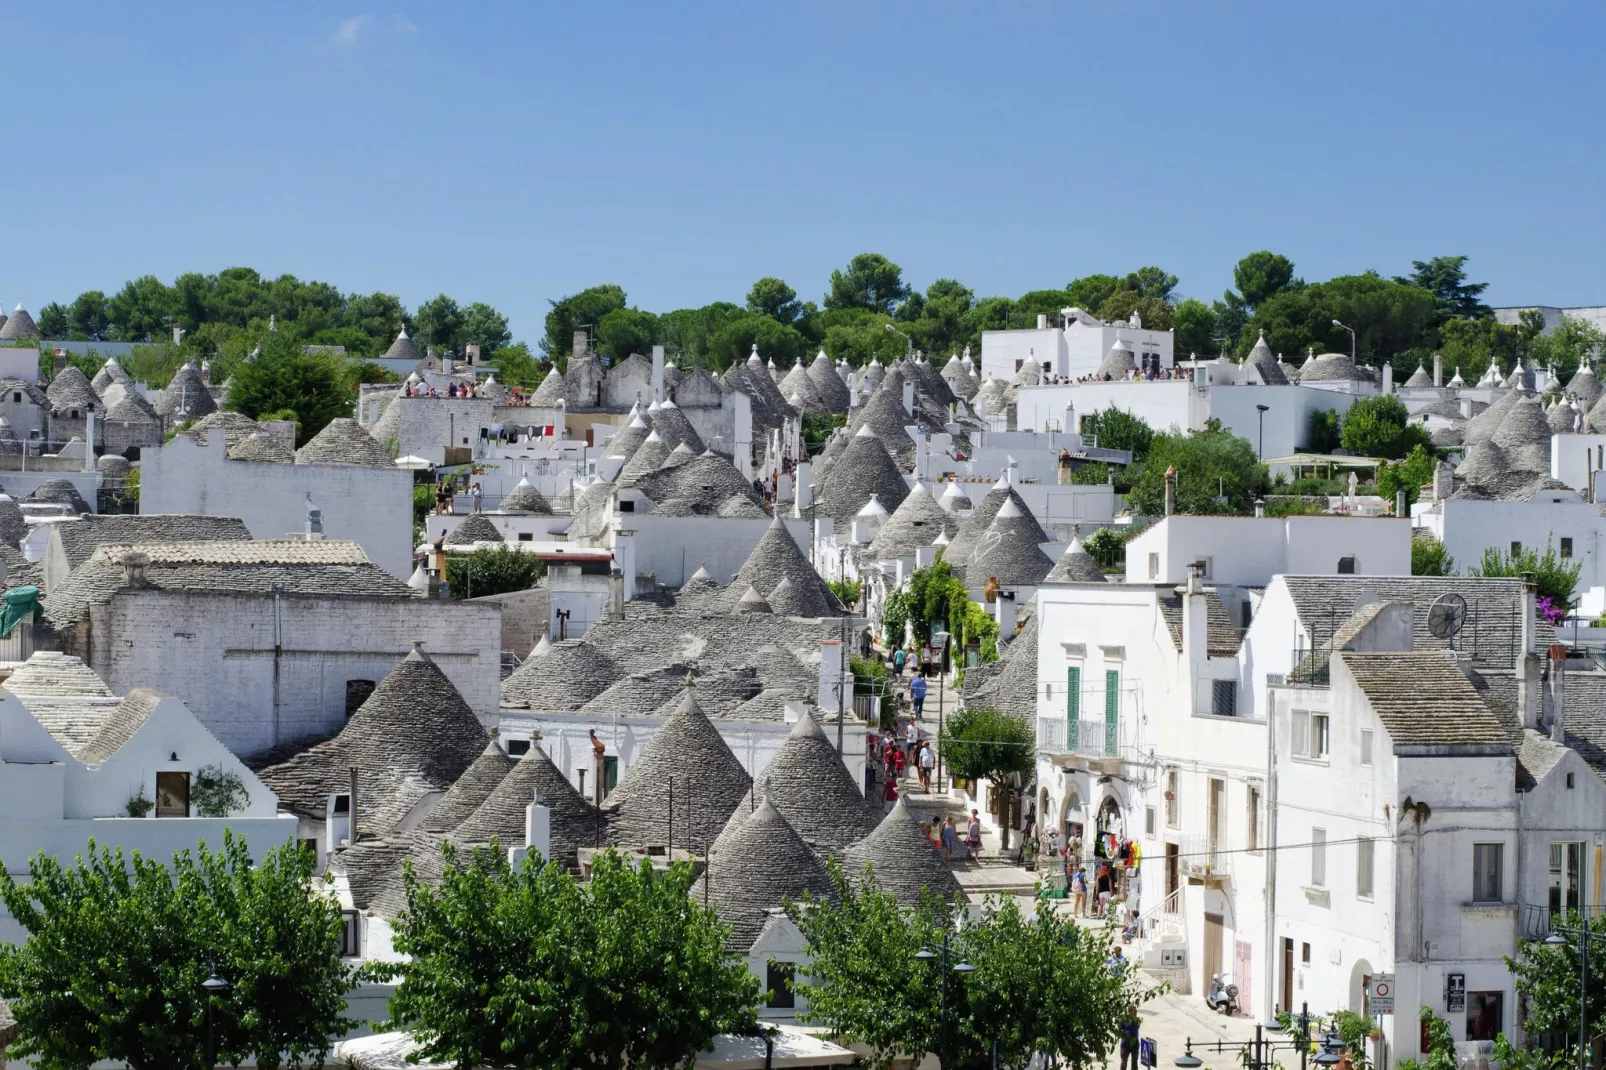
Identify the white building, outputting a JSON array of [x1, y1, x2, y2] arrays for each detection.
[[980, 310, 1175, 382]]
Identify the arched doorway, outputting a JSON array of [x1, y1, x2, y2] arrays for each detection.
[[1349, 958, 1375, 1014], [1060, 790, 1084, 853]]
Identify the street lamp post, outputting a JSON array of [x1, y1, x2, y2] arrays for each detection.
[[884, 323, 913, 360], [202, 964, 229, 1070], [915, 929, 975, 1070], [1255, 404, 1270, 460], [1332, 320, 1356, 364], [1547, 923, 1606, 1070], [1177, 1004, 1325, 1070]]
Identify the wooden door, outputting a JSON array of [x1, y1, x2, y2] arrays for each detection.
[[1234, 939, 1253, 1013], [1165, 843, 1180, 906], [1281, 938, 1294, 1013], [1204, 912, 1224, 984]]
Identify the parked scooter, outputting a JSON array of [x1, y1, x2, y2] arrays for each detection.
[[1204, 973, 1239, 1016]]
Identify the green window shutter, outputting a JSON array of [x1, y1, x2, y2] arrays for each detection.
[[1104, 669, 1120, 756], [1066, 667, 1080, 721]]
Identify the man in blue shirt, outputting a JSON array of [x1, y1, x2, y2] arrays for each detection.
[[909, 672, 928, 719]]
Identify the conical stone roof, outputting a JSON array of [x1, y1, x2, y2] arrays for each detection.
[[296, 419, 391, 467], [807, 350, 851, 412], [92, 358, 134, 395], [1456, 438, 1509, 483], [649, 401, 705, 454], [254, 645, 490, 837], [1549, 401, 1580, 435], [967, 499, 1054, 586], [1567, 364, 1603, 408], [1045, 535, 1107, 583], [1095, 337, 1136, 379], [46, 366, 98, 414], [815, 427, 910, 526], [1491, 395, 1554, 471], [1242, 331, 1288, 385], [1464, 388, 1521, 447], [453, 744, 600, 867], [0, 304, 40, 341], [25, 480, 91, 515], [417, 740, 516, 834], [184, 409, 258, 449], [691, 796, 837, 952], [616, 431, 671, 486], [731, 514, 840, 617], [841, 799, 964, 906], [1298, 352, 1362, 383], [662, 442, 697, 470], [780, 360, 828, 415], [723, 709, 878, 853], [384, 329, 423, 364], [0, 495, 25, 548], [500, 478, 553, 514], [156, 363, 217, 419], [1403, 364, 1434, 389], [501, 640, 623, 711], [605, 415, 651, 460], [603, 688, 753, 852], [96, 454, 132, 478], [944, 479, 1048, 569], [868, 482, 953, 559], [227, 431, 295, 463], [444, 514, 503, 546], [736, 585, 773, 614]]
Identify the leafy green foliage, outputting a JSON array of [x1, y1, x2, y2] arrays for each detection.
[[1339, 395, 1434, 459], [790, 862, 1154, 1070], [827, 577, 862, 609], [1532, 314, 1606, 385], [1083, 528, 1126, 569], [542, 283, 627, 361], [1440, 317, 1526, 383], [1233, 251, 1298, 310], [489, 341, 544, 388], [825, 253, 911, 314], [0, 833, 350, 1070], [851, 655, 895, 730], [881, 587, 910, 647], [707, 312, 809, 370], [1411, 532, 1454, 576], [1508, 912, 1606, 1046], [1469, 533, 1582, 606], [1308, 409, 1343, 453], [191, 764, 249, 817], [1080, 407, 1154, 462], [225, 331, 352, 445], [445, 545, 547, 600], [940, 706, 1033, 785], [1249, 272, 1438, 364], [1397, 1006, 1457, 1070], [378, 845, 758, 1070], [1377, 444, 1439, 507], [1171, 298, 1217, 356], [1128, 424, 1270, 516], [1394, 255, 1491, 323], [746, 277, 802, 323]]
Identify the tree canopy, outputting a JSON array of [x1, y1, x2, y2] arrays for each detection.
[[378, 844, 758, 1070], [1469, 534, 1583, 607], [225, 331, 354, 445], [1127, 423, 1270, 516], [0, 833, 351, 1070], [1337, 395, 1433, 459]]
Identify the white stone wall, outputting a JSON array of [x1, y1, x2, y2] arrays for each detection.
[[141, 431, 414, 578], [389, 397, 494, 461], [86, 588, 501, 757]]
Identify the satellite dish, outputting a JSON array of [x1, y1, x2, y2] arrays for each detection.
[[1428, 593, 1468, 649]]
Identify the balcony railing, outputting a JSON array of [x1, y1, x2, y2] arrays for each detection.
[[1177, 834, 1232, 881], [1036, 717, 1121, 759], [1520, 903, 1606, 942], [1286, 648, 1331, 687]]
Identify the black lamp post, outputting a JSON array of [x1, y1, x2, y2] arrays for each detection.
[[1178, 1004, 1319, 1070], [1256, 404, 1270, 459], [202, 964, 229, 1070], [916, 930, 975, 1070]]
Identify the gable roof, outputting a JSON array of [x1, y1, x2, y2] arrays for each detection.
[[1339, 651, 1510, 748], [52, 514, 252, 571]]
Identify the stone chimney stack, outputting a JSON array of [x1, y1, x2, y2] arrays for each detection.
[[1549, 644, 1568, 743], [121, 550, 150, 588], [1433, 352, 1443, 388]]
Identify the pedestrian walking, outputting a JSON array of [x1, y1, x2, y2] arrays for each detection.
[[965, 809, 983, 860], [1119, 1005, 1140, 1070], [910, 671, 927, 718], [918, 741, 934, 793], [903, 718, 918, 758], [893, 647, 906, 675], [472, 482, 484, 513], [940, 815, 957, 861], [882, 775, 899, 812], [1070, 865, 1088, 916]]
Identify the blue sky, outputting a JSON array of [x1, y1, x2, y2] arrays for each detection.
[[3, 2, 1602, 341]]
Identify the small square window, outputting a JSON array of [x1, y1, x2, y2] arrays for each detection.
[[1145, 806, 1156, 836], [506, 739, 531, 756], [1301, 941, 1312, 964], [1561, 538, 1574, 559], [155, 771, 190, 818], [1336, 556, 1356, 574], [518, 532, 533, 542], [1361, 730, 1374, 766]]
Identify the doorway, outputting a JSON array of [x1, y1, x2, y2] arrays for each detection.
[[1165, 843, 1180, 908], [1204, 913, 1224, 986], [1281, 938, 1294, 1013]]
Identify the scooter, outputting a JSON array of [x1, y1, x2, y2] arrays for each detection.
[[1204, 973, 1239, 1016]]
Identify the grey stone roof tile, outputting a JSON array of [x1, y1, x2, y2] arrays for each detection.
[[296, 419, 391, 467], [24, 480, 91, 515], [499, 479, 553, 514], [1340, 651, 1509, 747], [77, 689, 164, 765], [841, 799, 964, 906], [155, 364, 217, 419], [416, 739, 515, 834], [1044, 535, 1107, 583], [453, 743, 600, 868], [731, 515, 840, 617], [723, 708, 878, 852], [807, 351, 852, 412], [967, 500, 1054, 586], [45, 367, 98, 414], [53, 514, 252, 571], [690, 796, 837, 951], [500, 640, 623, 710], [443, 514, 503, 546], [648, 402, 706, 454]]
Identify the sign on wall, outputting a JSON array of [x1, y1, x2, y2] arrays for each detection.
[[1446, 973, 1466, 1013]]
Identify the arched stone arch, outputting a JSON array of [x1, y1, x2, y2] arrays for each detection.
[[1349, 958, 1375, 1014]]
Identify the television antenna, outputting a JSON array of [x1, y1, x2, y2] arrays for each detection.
[[1427, 593, 1467, 650]]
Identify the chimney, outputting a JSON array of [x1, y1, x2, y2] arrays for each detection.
[[817, 639, 846, 713], [465, 342, 481, 365], [992, 586, 1017, 636], [1433, 352, 1443, 388], [1254, 498, 1266, 518], [902, 380, 915, 416], [1382, 361, 1393, 395], [53, 350, 66, 378], [1036, 313, 1049, 330], [306, 495, 324, 537], [651, 344, 665, 403], [84, 411, 96, 471], [792, 461, 814, 517], [1182, 562, 1209, 690], [572, 330, 589, 359], [1395, 490, 1407, 517], [172, 324, 185, 345], [1518, 576, 1540, 730], [348, 766, 360, 845], [1164, 466, 1177, 517], [1549, 644, 1568, 743], [524, 788, 551, 861], [121, 550, 151, 588]]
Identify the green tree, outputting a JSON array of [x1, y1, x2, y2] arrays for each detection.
[[1171, 298, 1217, 357], [1232, 251, 1297, 310], [67, 290, 113, 340], [1065, 274, 1123, 314], [1532, 314, 1606, 384], [1411, 532, 1454, 576], [1339, 395, 1433, 459], [1097, 290, 1172, 331], [1120, 266, 1178, 303], [1128, 424, 1270, 516], [1440, 316, 1523, 382], [1469, 534, 1583, 607], [342, 291, 411, 348], [458, 302, 511, 355], [1394, 255, 1491, 323], [707, 312, 809, 370], [490, 341, 544, 388], [594, 307, 659, 361], [1376, 444, 1439, 507], [445, 544, 547, 599], [1307, 409, 1343, 453], [106, 275, 179, 341], [414, 294, 464, 353], [36, 302, 69, 338], [379, 844, 758, 1070], [790, 862, 1150, 1070], [1507, 915, 1606, 1064], [745, 277, 802, 323], [911, 278, 975, 355], [819, 309, 906, 366], [825, 253, 911, 314], [1212, 295, 1249, 354], [0, 833, 350, 1070], [940, 706, 1033, 847], [1397, 1006, 1458, 1070], [1080, 407, 1154, 462], [1250, 273, 1438, 364], [658, 302, 744, 368], [542, 284, 627, 361], [225, 332, 352, 445]]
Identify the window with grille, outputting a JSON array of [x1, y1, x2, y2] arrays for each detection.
[[1212, 680, 1237, 717]]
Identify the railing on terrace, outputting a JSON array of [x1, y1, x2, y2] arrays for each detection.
[[1035, 717, 1122, 759], [1520, 903, 1606, 942], [1177, 834, 1232, 881], [1286, 648, 1330, 687]]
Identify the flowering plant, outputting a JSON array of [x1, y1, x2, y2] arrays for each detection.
[[1536, 595, 1568, 626]]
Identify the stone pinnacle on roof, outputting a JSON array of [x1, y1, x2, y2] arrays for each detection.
[[1567, 362, 1603, 408], [0, 302, 40, 342], [155, 362, 217, 419], [691, 794, 838, 951], [417, 739, 517, 834], [648, 399, 706, 454], [384, 328, 424, 364], [735, 585, 773, 614], [1402, 363, 1434, 389], [943, 479, 1047, 570], [605, 413, 652, 460], [1045, 534, 1107, 583], [841, 799, 964, 906], [604, 687, 753, 852], [807, 349, 852, 412], [780, 359, 828, 415], [500, 477, 553, 514]]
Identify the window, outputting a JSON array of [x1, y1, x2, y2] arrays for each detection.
[[618, 499, 635, 512], [297, 837, 319, 858], [1148, 553, 1159, 580], [603, 755, 619, 796], [70, 409, 79, 419], [1567, 772, 1576, 789], [1165, 769, 1179, 828], [9, 392, 17, 403], [340, 910, 361, 957], [1474, 843, 1504, 903], [1291, 712, 1329, 759], [1207, 778, 1226, 859], [518, 532, 533, 542], [1211, 680, 1237, 717], [1357, 838, 1374, 899], [1466, 992, 1502, 1042], [1301, 941, 1312, 964], [1247, 786, 1261, 852], [1511, 541, 1522, 556], [1562, 537, 1574, 559], [766, 961, 796, 1010], [1066, 665, 1081, 730], [1311, 714, 1330, 758], [1241, 600, 1253, 628], [1361, 730, 1374, 766], [1292, 711, 1308, 756], [155, 771, 190, 818], [1103, 669, 1120, 756], [506, 739, 531, 757], [1311, 828, 1327, 887], [1551, 841, 1585, 915], [1145, 806, 1156, 837], [1337, 556, 1356, 574]]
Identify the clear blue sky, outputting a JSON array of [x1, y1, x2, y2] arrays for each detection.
[[4, 2, 1603, 342]]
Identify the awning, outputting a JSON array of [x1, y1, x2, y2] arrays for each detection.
[[0, 586, 39, 638]]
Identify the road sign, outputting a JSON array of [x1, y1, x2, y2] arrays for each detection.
[[1368, 974, 1395, 1014]]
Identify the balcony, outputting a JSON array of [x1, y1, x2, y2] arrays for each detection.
[[1177, 834, 1232, 882], [1520, 903, 1606, 942], [1286, 648, 1330, 687], [1036, 717, 1124, 767]]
